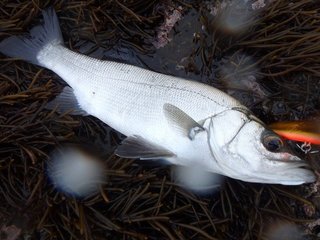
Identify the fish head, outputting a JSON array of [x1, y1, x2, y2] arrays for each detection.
[[205, 111, 316, 185]]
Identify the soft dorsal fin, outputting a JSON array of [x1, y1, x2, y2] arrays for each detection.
[[163, 103, 205, 140], [115, 135, 175, 159], [46, 86, 88, 116]]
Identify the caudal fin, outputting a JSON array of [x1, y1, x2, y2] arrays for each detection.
[[0, 7, 63, 67]]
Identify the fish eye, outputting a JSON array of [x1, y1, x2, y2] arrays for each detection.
[[262, 134, 284, 152]]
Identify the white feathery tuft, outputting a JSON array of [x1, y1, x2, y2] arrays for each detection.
[[212, 1, 256, 34], [171, 165, 223, 193], [47, 147, 105, 197]]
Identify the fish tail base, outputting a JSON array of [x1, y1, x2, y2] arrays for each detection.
[[0, 7, 64, 67]]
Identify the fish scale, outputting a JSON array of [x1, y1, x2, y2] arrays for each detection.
[[45, 45, 240, 140]]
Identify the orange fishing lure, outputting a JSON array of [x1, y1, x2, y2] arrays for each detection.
[[269, 120, 320, 145]]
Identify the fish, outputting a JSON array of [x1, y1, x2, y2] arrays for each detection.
[[0, 8, 315, 185], [269, 120, 320, 145]]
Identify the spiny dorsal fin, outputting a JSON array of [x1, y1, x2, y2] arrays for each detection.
[[46, 86, 88, 116], [163, 103, 204, 140], [115, 135, 175, 159]]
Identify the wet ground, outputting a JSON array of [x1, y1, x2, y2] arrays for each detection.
[[0, 0, 320, 239]]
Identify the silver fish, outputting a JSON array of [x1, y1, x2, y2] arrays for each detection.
[[0, 8, 315, 185]]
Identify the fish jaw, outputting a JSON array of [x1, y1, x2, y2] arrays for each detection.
[[222, 143, 315, 185]]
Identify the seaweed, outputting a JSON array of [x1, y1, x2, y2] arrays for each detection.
[[0, 0, 320, 239]]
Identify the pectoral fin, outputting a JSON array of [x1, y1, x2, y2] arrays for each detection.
[[115, 135, 176, 159], [163, 103, 205, 140], [46, 86, 88, 116]]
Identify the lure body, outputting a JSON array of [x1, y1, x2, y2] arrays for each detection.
[[269, 120, 320, 145]]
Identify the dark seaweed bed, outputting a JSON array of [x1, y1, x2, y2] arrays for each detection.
[[0, 0, 320, 239]]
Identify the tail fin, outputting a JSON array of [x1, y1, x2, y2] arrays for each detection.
[[0, 7, 63, 67]]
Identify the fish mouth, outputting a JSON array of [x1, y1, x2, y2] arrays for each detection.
[[271, 158, 311, 169], [268, 154, 314, 171], [258, 161, 316, 185], [283, 168, 316, 184], [271, 144, 316, 176], [295, 164, 314, 173]]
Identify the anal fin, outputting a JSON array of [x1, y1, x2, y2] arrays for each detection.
[[115, 135, 176, 159], [46, 86, 88, 116]]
